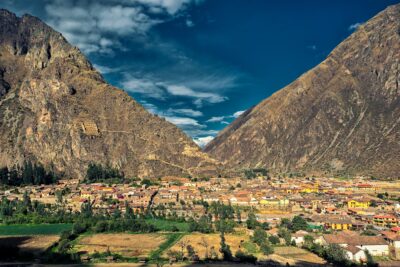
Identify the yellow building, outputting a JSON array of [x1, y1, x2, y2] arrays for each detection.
[[330, 222, 352, 230], [80, 191, 92, 199], [373, 215, 398, 227], [347, 199, 370, 209], [301, 187, 319, 193], [310, 215, 353, 231], [259, 198, 289, 207]]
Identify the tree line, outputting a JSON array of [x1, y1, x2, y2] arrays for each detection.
[[85, 163, 125, 183], [0, 161, 57, 186]]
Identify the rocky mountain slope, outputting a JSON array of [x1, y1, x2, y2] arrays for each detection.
[[205, 4, 400, 178], [0, 9, 218, 179]]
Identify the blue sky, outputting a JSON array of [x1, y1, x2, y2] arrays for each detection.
[[1, 0, 399, 146]]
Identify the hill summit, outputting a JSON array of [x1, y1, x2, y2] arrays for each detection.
[[0, 9, 218, 179], [205, 4, 400, 178]]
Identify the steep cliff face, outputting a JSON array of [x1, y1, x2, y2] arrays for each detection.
[[0, 9, 218, 179], [205, 4, 400, 178]]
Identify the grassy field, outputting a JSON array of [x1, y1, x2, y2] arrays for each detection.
[[149, 233, 185, 260], [167, 232, 249, 260], [271, 246, 326, 265], [146, 219, 189, 232], [0, 223, 73, 235], [75, 233, 168, 258]]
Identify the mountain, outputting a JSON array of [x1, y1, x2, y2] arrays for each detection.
[[0, 9, 218, 179], [205, 4, 400, 178]]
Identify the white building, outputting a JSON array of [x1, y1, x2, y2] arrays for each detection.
[[322, 231, 389, 261]]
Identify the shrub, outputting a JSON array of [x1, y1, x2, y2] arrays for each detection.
[[268, 235, 280, 245], [260, 243, 274, 255], [235, 250, 257, 264]]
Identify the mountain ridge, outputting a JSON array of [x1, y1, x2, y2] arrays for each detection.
[[205, 4, 400, 178], [0, 9, 219, 179]]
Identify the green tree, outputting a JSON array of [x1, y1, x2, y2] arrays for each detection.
[[323, 244, 350, 266], [215, 219, 236, 233], [303, 235, 314, 249], [260, 242, 274, 255], [291, 216, 308, 232], [365, 249, 378, 267], [235, 207, 242, 223], [219, 231, 232, 261], [278, 228, 292, 246], [252, 228, 268, 246], [244, 169, 256, 179], [80, 201, 93, 218], [94, 221, 109, 233], [268, 235, 280, 245], [125, 202, 134, 219], [22, 161, 33, 184], [246, 211, 259, 229], [0, 167, 8, 184], [235, 250, 257, 263]]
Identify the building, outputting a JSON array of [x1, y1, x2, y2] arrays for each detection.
[[322, 231, 389, 258], [373, 214, 398, 227], [309, 215, 353, 230], [347, 199, 370, 209], [291, 230, 311, 246]]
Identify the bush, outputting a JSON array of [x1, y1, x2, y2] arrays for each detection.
[[72, 222, 88, 235], [235, 250, 257, 264], [268, 235, 280, 245], [291, 216, 308, 232], [260, 243, 274, 255], [93, 221, 109, 233], [323, 244, 351, 266], [166, 249, 184, 262], [252, 228, 268, 246], [57, 239, 71, 253]]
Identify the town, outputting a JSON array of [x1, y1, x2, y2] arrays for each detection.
[[2, 170, 400, 265]]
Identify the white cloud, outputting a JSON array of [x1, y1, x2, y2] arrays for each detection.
[[164, 116, 203, 127], [121, 76, 166, 99], [167, 108, 203, 117], [348, 22, 363, 31], [139, 100, 212, 140], [44, 0, 201, 54], [194, 136, 214, 147], [206, 110, 245, 124], [166, 85, 228, 107], [120, 76, 229, 107], [186, 19, 194, 27], [206, 116, 225, 123], [135, 0, 192, 14], [93, 64, 121, 74], [140, 100, 160, 114], [233, 110, 244, 118]]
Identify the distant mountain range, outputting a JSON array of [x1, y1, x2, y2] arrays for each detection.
[[205, 4, 400, 178], [0, 9, 219, 179]]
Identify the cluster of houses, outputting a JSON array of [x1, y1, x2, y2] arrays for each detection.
[[1, 175, 400, 263]]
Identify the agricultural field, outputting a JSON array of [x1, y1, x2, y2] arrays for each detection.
[[0, 223, 73, 235], [268, 246, 326, 265], [74, 233, 168, 258], [166, 232, 250, 260]]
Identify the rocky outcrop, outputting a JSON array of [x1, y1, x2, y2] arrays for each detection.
[[0, 9, 219, 179], [205, 4, 400, 178]]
